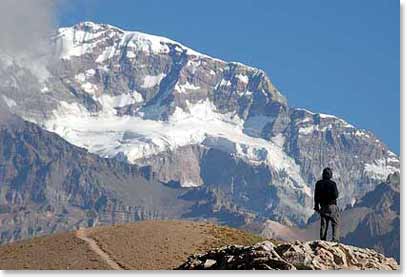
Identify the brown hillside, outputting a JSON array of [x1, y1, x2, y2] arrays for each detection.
[[0, 220, 263, 270]]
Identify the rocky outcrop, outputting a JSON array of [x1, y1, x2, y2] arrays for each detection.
[[177, 240, 399, 270]]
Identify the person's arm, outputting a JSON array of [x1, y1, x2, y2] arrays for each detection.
[[333, 181, 339, 200], [314, 182, 320, 211]]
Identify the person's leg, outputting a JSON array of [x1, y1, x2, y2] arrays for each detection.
[[320, 215, 329, 240], [331, 205, 340, 242]]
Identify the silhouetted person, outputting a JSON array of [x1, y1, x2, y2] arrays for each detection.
[[314, 167, 340, 242]]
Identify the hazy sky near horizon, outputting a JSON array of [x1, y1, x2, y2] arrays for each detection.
[[58, 0, 400, 153]]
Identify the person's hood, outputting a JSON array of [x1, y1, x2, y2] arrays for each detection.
[[322, 167, 333, 180]]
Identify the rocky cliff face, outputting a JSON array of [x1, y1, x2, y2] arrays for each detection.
[[0, 21, 399, 227], [178, 240, 399, 270], [0, 107, 197, 243], [342, 172, 400, 261], [0, 105, 271, 243], [285, 109, 399, 206]]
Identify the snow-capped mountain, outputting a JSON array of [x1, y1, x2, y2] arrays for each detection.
[[0, 22, 399, 226]]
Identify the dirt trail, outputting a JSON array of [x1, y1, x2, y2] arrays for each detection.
[[89, 221, 264, 270], [75, 229, 124, 270]]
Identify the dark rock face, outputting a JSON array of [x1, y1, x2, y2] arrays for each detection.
[[342, 172, 400, 262], [177, 240, 399, 270], [0, 112, 194, 243], [137, 144, 311, 226]]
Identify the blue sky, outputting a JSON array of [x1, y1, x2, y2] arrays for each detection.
[[58, 0, 400, 153]]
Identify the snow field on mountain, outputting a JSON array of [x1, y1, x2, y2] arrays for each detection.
[[44, 97, 311, 195]]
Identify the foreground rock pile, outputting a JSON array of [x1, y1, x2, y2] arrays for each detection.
[[177, 240, 399, 270]]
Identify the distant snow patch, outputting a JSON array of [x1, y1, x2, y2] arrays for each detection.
[[85, 69, 96, 77], [40, 86, 50, 93], [97, 94, 135, 109], [1, 95, 16, 108], [174, 82, 200, 93], [364, 158, 399, 181], [81, 82, 98, 95], [295, 108, 354, 129], [93, 92, 143, 115], [132, 91, 144, 103], [181, 180, 200, 188], [219, 79, 231, 87], [319, 113, 337, 119], [124, 32, 171, 54], [96, 46, 117, 63], [298, 124, 332, 135], [141, 73, 166, 88], [298, 126, 315, 135], [236, 74, 249, 84], [126, 49, 136, 58], [355, 130, 370, 138], [75, 73, 86, 83]]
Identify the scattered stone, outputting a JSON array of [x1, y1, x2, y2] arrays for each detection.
[[203, 259, 216, 269]]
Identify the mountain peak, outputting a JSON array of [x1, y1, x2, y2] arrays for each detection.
[[58, 21, 219, 61], [57, 22, 269, 76]]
